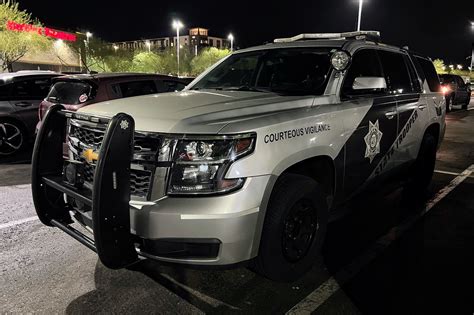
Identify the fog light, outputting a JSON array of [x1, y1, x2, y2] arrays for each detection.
[[63, 160, 84, 188]]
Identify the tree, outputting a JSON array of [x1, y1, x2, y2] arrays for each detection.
[[130, 51, 162, 73], [0, 1, 50, 72], [68, 35, 113, 73], [104, 49, 133, 72], [433, 59, 446, 74], [190, 47, 230, 76]]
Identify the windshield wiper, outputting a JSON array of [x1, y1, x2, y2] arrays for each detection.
[[221, 85, 271, 93]]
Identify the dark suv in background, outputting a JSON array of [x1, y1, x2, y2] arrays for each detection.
[[439, 74, 471, 112], [38, 73, 192, 129], [0, 71, 60, 156]]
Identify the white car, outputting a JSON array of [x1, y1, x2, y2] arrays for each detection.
[[32, 31, 445, 281]]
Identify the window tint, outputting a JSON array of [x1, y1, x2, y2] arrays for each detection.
[[342, 49, 384, 97], [404, 56, 422, 92], [0, 82, 11, 99], [11, 77, 52, 99], [378, 51, 412, 94], [415, 56, 441, 92], [456, 76, 465, 87], [117, 80, 157, 98]]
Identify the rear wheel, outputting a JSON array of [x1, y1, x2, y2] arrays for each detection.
[[0, 120, 25, 156], [462, 96, 470, 110], [404, 132, 437, 198], [446, 96, 453, 112], [251, 173, 328, 282]]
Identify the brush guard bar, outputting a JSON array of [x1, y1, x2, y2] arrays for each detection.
[[31, 105, 138, 269]]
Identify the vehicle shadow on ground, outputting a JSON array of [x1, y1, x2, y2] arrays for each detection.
[[0, 144, 33, 164], [64, 184, 435, 314]]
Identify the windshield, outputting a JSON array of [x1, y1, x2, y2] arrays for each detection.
[[46, 81, 92, 105], [191, 48, 333, 95]]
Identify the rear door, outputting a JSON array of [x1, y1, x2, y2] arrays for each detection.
[[9, 76, 54, 135], [377, 50, 427, 166], [339, 48, 399, 197]]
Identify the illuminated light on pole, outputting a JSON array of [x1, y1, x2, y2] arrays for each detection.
[[145, 40, 151, 52], [228, 33, 234, 51], [86, 31, 92, 43], [113, 44, 119, 52], [54, 39, 63, 49], [357, 0, 363, 31], [172, 20, 184, 76], [457, 64, 463, 70]]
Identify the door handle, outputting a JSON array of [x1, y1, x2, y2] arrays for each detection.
[[15, 102, 32, 107], [385, 111, 397, 119], [418, 104, 427, 110]]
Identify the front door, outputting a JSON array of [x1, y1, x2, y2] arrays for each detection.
[[338, 48, 399, 197]]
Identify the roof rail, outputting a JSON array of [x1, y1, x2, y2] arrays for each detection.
[[274, 31, 381, 43]]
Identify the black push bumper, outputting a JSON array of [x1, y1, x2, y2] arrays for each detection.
[[31, 105, 138, 269]]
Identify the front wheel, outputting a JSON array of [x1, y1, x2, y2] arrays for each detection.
[[0, 120, 25, 156], [251, 173, 328, 282]]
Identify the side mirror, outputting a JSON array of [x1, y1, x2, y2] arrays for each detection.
[[352, 77, 387, 90]]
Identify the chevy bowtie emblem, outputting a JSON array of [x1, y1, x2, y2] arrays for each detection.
[[82, 148, 99, 163]]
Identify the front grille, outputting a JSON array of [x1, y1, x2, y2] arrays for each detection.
[[68, 120, 161, 199], [70, 124, 104, 147]]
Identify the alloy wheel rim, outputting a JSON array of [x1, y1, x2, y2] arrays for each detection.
[[0, 123, 23, 155], [282, 199, 319, 262]]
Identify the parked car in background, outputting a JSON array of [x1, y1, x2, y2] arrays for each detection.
[[0, 71, 60, 156], [439, 74, 471, 111], [37, 73, 193, 131]]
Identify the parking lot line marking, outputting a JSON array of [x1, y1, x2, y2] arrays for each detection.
[[286, 164, 474, 315], [434, 169, 459, 176], [0, 215, 39, 230]]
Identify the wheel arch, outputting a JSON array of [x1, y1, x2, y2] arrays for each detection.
[[250, 154, 336, 258]]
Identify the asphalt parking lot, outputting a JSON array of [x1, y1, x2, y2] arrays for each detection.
[[1, 100, 473, 314]]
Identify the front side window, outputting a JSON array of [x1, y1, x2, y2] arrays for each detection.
[[378, 50, 413, 94], [341, 49, 384, 98], [192, 48, 333, 96]]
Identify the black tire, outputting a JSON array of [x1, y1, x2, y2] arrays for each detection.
[[251, 173, 328, 282], [0, 119, 26, 157], [461, 97, 470, 110], [404, 132, 437, 198], [445, 96, 453, 113]]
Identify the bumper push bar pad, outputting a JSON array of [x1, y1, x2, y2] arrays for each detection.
[[31, 105, 138, 269]]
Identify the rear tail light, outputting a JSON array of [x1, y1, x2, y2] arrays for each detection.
[[441, 85, 450, 95], [38, 101, 47, 120]]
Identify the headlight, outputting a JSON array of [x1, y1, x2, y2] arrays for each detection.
[[168, 134, 255, 195]]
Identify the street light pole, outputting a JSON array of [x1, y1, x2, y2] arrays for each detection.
[[357, 0, 363, 31], [470, 22, 474, 80], [228, 33, 234, 51], [172, 20, 183, 77]]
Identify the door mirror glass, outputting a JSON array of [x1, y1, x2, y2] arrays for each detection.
[[352, 77, 387, 90]]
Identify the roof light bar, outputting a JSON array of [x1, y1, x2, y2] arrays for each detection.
[[273, 31, 381, 43]]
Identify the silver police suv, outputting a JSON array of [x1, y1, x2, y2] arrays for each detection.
[[32, 31, 445, 281]]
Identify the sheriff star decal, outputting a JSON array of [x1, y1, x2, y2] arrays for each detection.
[[120, 120, 129, 130], [364, 120, 383, 163]]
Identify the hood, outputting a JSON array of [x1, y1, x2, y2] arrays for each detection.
[[78, 90, 315, 134]]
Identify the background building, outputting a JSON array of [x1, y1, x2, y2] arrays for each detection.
[[113, 27, 230, 54]]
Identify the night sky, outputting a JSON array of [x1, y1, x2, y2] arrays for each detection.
[[18, 0, 474, 65]]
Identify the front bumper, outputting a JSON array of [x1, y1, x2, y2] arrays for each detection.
[[31, 106, 270, 268], [130, 175, 270, 265]]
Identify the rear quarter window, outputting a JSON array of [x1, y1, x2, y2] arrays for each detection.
[[414, 56, 440, 92], [47, 81, 92, 105]]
